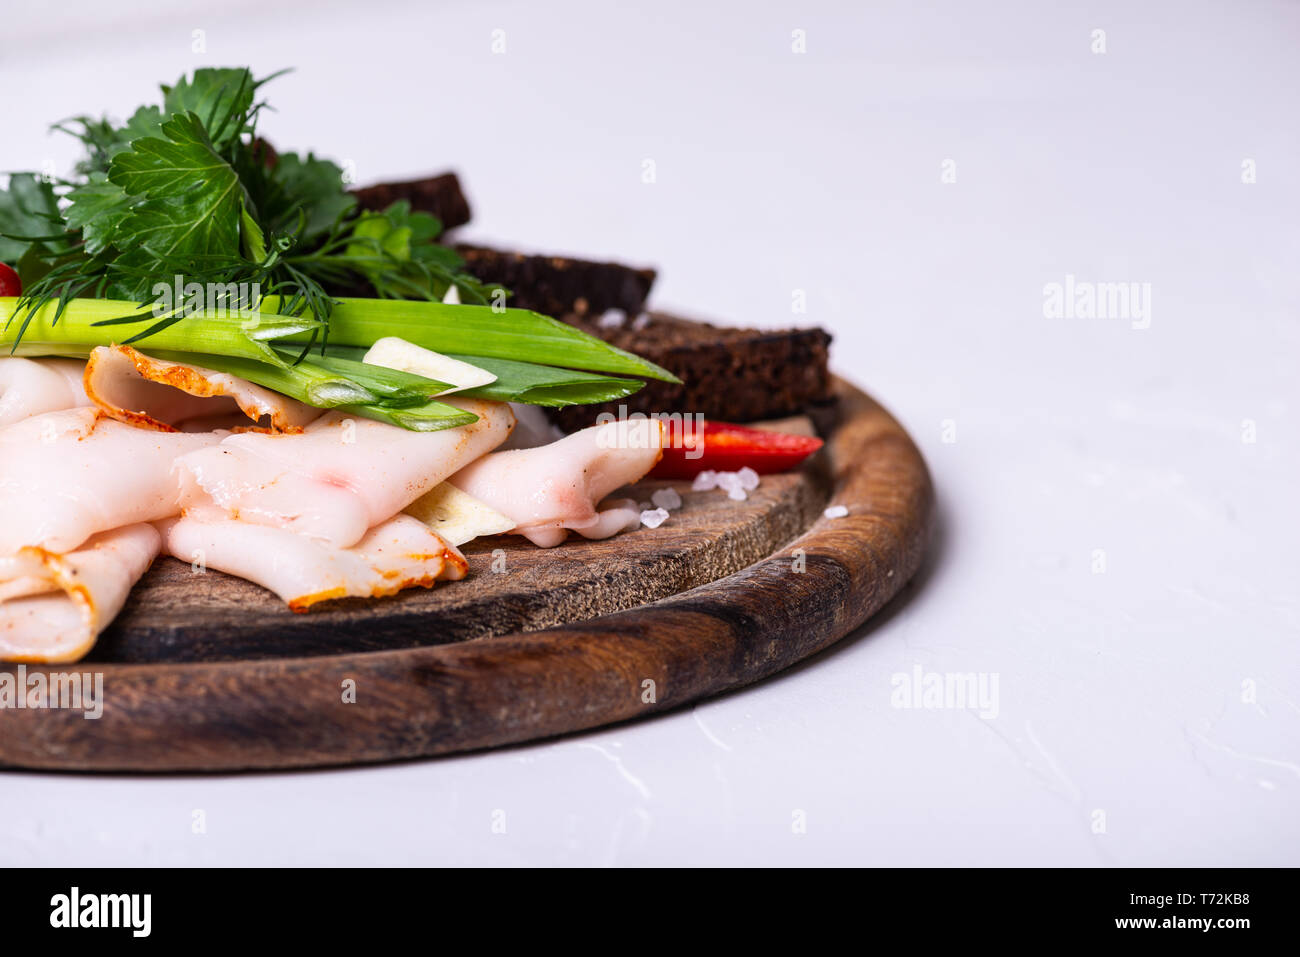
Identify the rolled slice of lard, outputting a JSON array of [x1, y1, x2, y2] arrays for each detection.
[[0, 523, 160, 663], [448, 417, 663, 547]]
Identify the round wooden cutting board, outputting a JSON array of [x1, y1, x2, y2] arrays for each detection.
[[0, 378, 934, 772]]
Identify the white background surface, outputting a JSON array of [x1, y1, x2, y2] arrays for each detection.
[[2, 0, 1297, 866]]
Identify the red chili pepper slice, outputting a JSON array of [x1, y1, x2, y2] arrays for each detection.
[[650, 418, 824, 479], [0, 262, 21, 298]]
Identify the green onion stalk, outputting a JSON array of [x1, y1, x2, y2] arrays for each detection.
[[2, 296, 318, 366], [270, 297, 682, 383]]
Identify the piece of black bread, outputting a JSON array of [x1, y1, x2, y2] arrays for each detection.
[[547, 312, 835, 433], [454, 244, 657, 319], [351, 172, 472, 230]]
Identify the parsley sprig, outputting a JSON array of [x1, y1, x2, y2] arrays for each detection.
[[2, 67, 497, 328]]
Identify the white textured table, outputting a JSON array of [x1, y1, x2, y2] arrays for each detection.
[[2, 0, 1296, 866]]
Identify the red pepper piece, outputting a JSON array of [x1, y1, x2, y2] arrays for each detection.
[[0, 262, 21, 298], [650, 418, 824, 480]]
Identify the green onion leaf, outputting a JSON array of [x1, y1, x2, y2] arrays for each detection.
[[268, 296, 681, 384], [337, 400, 478, 432], [282, 348, 453, 407], [147, 350, 379, 407], [448, 354, 645, 407]]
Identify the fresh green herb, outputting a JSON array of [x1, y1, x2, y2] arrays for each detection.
[[257, 153, 356, 244], [108, 111, 251, 265], [2, 67, 498, 322], [0, 174, 64, 263]]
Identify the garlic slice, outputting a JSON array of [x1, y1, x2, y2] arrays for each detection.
[[405, 481, 516, 546], [362, 337, 496, 395]]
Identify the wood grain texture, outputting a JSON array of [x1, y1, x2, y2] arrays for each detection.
[[0, 378, 934, 772]]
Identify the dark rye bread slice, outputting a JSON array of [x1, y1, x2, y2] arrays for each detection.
[[454, 244, 657, 319], [547, 312, 835, 433], [351, 172, 472, 231]]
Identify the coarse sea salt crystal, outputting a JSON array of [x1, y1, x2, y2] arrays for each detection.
[[692, 470, 718, 491], [651, 487, 682, 511], [824, 505, 849, 519], [640, 507, 670, 529], [716, 471, 741, 491], [737, 466, 760, 491], [727, 485, 748, 502]]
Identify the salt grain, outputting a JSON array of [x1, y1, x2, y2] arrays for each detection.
[[737, 467, 760, 491], [823, 505, 849, 519], [651, 487, 682, 511], [597, 309, 628, 329], [640, 507, 670, 529], [692, 470, 718, 491], [727, 485, 748, 501], [716, 472, 741, 491]]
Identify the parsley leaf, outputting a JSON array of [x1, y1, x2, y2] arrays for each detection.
[[265, 153, 357, 242], [108, 111, 248, 262], [0, 174, 62, 261], [64, 173, 133, 256], [9, 65, 502, 330], [337, 201, 498, 304], [161, 68, 258, 151]]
